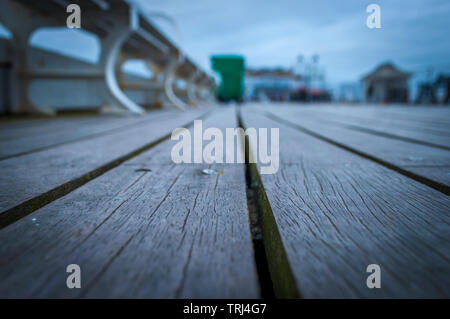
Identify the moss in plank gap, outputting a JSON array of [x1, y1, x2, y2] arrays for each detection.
[[248, 162, 301, 299], [237, 107, 300, 299]]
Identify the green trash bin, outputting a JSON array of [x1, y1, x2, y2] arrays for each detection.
[[211, 55, 245, 102]]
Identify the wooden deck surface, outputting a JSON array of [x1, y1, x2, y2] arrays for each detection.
[[0, 104, 449, 298]]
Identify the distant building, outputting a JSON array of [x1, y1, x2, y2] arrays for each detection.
[[362, 63, 411, 103], [245, 67, 331, 102], [293, 54, 331, 102], [244, 69, 301, 102]]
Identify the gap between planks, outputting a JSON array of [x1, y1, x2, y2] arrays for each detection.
[[0, 112, 175, 161], [240, 108, 450, 298], [318, 119, 450, 151], [0, 107, 260, 298], [262, 111, 450, 196], [0, 111, 213, 229], [237, 107, 301, 298]]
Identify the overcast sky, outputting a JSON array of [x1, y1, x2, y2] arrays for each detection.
[[140, 0, 450, 86], [1, 0, 450, 90]]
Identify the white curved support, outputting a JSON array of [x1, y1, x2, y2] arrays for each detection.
[[163, 57, 187, 111], [187, 71, 201, 105], [195, 81, 211, 102], [196, 86, 207, 102], [101, 25, 145, 115]]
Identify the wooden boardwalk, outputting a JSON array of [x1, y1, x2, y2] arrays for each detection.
[[0, 104, 449, 298]]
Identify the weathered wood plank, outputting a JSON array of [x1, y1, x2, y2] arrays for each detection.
[[0, 107, 259, 298], [375, 106, 450, 128], [0, 116, 106, 141], [284, 106, 450, 150], [260, 106, 450, 192], [0, 110, 174, 160], [302, 105, 450, 136], [241, 106, 450, 298], [0, 108, 211, 224]]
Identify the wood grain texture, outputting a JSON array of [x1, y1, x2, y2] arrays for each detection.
[[0, 108, 210, 215], [241, 106, 450, 298], [307, 105, 450, 134], [261, 105, 450, 190], [0, 115, 151, 143], [0, 107, 259, 298], [0, 110, 173, 160], [281, 106, 450, 150]]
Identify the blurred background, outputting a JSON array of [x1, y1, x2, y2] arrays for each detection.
[[1, 0, 450, 114]]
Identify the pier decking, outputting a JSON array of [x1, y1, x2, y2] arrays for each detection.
[[0, 104, 449, 298]]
